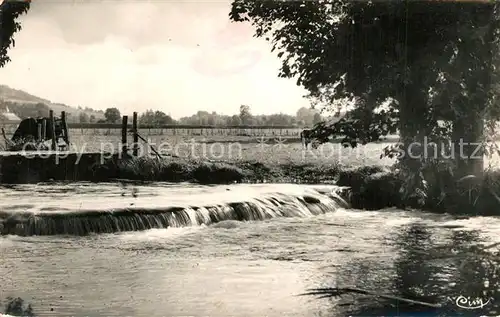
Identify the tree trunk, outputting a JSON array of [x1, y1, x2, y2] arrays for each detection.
[[451, 7, 493, 180], [452, 115, 484, 179], [397, 83, 428, 172]]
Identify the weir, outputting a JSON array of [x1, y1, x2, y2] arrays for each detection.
[[0, 183, 349, 236]]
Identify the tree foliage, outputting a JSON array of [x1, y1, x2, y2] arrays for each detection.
[[230, 0, 500, 206], [140, 109, 175, 126], [162, 107, 321, 127], [230, 1, 499, 141], [296, 106, 318, 126], [239, 104, 252, 125], [104, 107, 121, 123], [312, 112, 322, 125], [79, 112, 89, 123], [0, 0, 31, 68]]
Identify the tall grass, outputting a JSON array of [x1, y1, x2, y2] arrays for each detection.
[[1, 136, 49, 152], [107, 156, 247, 184]]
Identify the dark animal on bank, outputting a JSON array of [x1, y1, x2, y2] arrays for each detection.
[[300, 128, 317, 149], [12, 117, 64, 143]]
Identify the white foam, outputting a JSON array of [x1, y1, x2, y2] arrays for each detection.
[[117, 226, 204, 241]]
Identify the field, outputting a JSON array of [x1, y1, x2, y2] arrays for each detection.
[[63, 129, 500, 168], [62, 128, 396, 167], [3, 126, 500, 171]]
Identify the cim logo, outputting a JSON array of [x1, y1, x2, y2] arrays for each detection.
[[191, 21, 262, 78]]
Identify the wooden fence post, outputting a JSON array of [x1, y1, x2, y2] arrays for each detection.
[[41, 119, 46, 140], [122, 115, 128, 153], [61, 111, 70, 148], [133, 112, 138, 156], [37, 123, 42, 142], [49, 110, 56, 151]]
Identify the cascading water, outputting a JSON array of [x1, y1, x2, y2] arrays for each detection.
[[0, 182, 349, 236]]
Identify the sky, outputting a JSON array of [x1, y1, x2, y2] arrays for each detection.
[[0, 0, 311, 119]]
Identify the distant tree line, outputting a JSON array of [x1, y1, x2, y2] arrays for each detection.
[[97, 104, 324, 127], [0, 101, 50, 119], [0, 100, 326, 127], [77, 112, 97, 123], [0, 100, 102, 123]]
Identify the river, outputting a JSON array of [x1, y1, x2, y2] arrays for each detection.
[[1, 182, 500, 316]]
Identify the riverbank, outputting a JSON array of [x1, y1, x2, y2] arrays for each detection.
[[104, 156, 347, 184], [0, 152, 377, 207], [0, 151, 360, 184], [1, 152, 499, 216]]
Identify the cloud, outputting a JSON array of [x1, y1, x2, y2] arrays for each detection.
[[25, 1, 234, 48], [0, 0, 310, 118]]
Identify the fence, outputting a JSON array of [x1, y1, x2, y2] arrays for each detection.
[[0, 112, 306, 155], [1, 122, 304, 137]]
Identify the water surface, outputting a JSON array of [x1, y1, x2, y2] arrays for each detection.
[[1, 183, 500, 316]]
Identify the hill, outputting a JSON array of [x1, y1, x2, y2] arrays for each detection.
[[0, 85, 104, 122], [0, 85, 51, 104]]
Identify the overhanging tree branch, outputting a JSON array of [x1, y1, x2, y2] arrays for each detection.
[[0, 0, 31, 68]]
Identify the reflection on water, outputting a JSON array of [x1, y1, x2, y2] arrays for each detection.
[[336, 223, 500, 316]]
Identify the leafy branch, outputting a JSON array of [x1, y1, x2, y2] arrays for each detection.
[[0, 0, 31, 67]]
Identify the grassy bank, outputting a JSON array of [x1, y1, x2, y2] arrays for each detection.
[[93, 155, 344, 184]]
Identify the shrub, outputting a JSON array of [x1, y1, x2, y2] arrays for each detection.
[[191, 161, 246, 184]]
